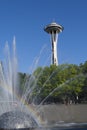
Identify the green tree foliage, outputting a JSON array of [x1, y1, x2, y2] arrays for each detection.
[[18, 72, 30, 96], [18, 61, 87, 104], [79, 61, 87, 74]]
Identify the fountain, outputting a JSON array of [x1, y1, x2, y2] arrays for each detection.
[[0, 37, 87, 130], [0, 37, 42, 129]]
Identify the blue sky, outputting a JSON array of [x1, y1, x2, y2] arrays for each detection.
[[0, 0, 87, 73]]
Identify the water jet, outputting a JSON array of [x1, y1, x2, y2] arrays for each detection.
[[0, 26, 87, 130]]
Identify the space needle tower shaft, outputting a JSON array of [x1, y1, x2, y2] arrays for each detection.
[[44, 22, 64, 65]]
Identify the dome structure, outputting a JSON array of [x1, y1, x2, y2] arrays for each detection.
[[0, 111, 38, 129]]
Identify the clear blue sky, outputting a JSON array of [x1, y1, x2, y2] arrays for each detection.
[[0, 0, 87, 73]]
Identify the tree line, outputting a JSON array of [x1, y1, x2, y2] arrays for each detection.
[[18, 61, 87, 105]]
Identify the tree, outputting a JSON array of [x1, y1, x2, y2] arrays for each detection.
[[17, 62, 87, 104]]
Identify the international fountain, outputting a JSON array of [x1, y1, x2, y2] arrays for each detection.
[[0, 26, 87, 130]]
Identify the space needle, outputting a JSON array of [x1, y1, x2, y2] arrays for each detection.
[[44, 22, 64, 65]]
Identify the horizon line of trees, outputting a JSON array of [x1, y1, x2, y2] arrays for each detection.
[[18, 61, 87, 105]]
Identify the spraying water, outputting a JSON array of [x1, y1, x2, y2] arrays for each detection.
[[0, 38, 40, 129], [0, 38, 87, 129]]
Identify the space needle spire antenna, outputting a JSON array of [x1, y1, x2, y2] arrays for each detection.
[[44, 22, 64, 65]]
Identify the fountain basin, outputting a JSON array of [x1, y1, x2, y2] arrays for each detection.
[[0, 111, 38, 129]]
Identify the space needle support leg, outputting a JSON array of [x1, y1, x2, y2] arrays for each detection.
[[51, 31, 58, 65]]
